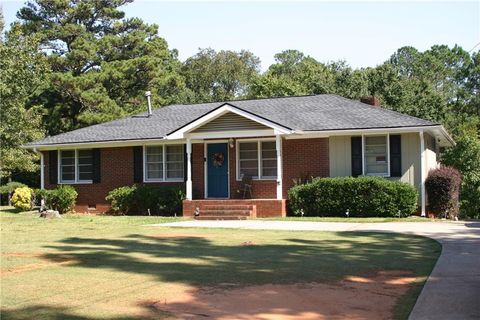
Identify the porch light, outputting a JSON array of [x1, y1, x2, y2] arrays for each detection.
[[229, 138, 234, 148]]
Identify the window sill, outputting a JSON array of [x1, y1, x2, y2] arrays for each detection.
[[143, 179, 184, 183], [58, 181, 93, 185], [236, 178, 278, 182]]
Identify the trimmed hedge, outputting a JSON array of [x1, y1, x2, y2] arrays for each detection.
[[36, 185, 78, 214], [288, 176, 418, 217], [425, 166, 461, 219], [106, 185, 185, 216]]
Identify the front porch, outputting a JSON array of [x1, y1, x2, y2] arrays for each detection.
[[183, 199, 287, 219]]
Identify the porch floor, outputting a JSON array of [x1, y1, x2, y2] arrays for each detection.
[[182, 199, 287, 219]]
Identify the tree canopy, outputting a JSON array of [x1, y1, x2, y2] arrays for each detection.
[[1, 0, 479, 215]]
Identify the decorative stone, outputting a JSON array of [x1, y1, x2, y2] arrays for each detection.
[[39, 210, 61, 219]]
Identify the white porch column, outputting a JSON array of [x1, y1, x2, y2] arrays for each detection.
[[419, 131, 426, 217], [186, 138, 193, 200], [276, 134, 283, 200], [40, 152, 44, 190]]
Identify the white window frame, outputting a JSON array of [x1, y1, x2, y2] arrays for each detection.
[[236, 138, 277, 181], [143, 144, 184, 182], [58, 149, 93, 184], [362, 133, 390, 177]]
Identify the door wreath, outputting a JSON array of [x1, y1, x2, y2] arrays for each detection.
[[212, 152, 225, 167]]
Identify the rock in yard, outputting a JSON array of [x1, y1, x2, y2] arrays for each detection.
[[40, 210, 61, 219]]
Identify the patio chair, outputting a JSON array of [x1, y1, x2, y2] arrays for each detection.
[[238, 174, 253, 199]]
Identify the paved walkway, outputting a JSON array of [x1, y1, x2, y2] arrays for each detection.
[[159, 220, 480, 320]]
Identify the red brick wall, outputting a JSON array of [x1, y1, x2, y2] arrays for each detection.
[[42, 138, 329, 213], [282, 138, 329, 198], [43, 147, 184, 213]]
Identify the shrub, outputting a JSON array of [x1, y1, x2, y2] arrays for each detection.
[[106, 185, 185, 216], [36, 185, 78, 214], [425, 166, 462, 219], [105, 185, 137, 214], [288, 176, 418, 217], [11, 187, 34, 211]]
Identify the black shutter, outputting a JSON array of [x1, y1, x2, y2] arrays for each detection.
[[92, 149, 101, 183], [389, 135, 402, 177], [351, 137, 363, 177], [133, 146, 143, 183], [183, 144, 188, 182], [49, 150, 58, 184]]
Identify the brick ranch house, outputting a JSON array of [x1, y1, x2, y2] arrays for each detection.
[[25, 94, 453, 218]]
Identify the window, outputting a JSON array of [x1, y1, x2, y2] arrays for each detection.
[[144, 145, 184, 181], [59, 149, 93, 183], [145, 146, 163, 180], [238, 140, 277, 180], [364, 135, 389, 176], [166, 145, 184, 179]]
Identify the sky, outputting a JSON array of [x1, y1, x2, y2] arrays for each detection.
[[1, 0, 479, 71]]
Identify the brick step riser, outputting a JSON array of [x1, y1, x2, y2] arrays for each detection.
[[200, 210, 251, 216], [202, 205, 253, 210], [194, 216, 248, 220]]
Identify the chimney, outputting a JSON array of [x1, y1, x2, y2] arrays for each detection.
[[360, 96, 380, 107], [145, 91, 152, 117]]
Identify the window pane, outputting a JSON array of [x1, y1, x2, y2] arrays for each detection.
[[61, 165, 75, 182], [147, 163, 163, 179], [261, 141, 277, 178], [78, 171, 93, 181], [147, 154, 162, 162], [77, 149, 93, 181], [61, 150, 75, 165], [166, 145, 184, 180], [262, 168, 277, 177], [365, 136, 388, 175], [145, 146, 164, 180]]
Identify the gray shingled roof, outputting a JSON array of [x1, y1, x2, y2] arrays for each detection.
[[27, 94, 437, 146]]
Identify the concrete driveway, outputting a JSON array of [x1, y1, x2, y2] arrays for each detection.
[[160, 219, 480, 320]]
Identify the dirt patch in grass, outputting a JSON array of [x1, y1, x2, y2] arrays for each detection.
[[142, 270, 416, 320], [0, 253, 77, 277]]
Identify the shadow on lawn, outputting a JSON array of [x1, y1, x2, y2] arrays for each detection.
[[0, 304, 172, 320], [38, 231, 439, 286], [2, 232, 441, 320]]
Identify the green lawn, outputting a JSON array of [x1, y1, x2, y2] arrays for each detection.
[[0, 210, 440, 319]]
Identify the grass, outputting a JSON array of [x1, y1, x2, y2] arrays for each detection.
[[0, 211, 440, 319], [263, 216, 432, 223]]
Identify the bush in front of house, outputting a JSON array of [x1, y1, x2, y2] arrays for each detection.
[[425, 166, 462, 219], [36, 185, 78, 214], [288, 176, 418, 217], [11, 186, 34, 211], [106, 185, 185, 216]]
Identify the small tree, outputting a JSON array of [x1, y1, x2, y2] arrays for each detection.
[[425, 166, 462, 219]]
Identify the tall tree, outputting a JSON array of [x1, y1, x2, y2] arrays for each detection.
[[181, 48, 260, 102], [15, 0, 187, 135], [0, 26, 47, 180]]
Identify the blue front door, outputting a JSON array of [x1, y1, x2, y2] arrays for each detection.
[[207, 143, 229, 198]]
